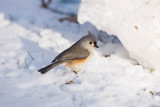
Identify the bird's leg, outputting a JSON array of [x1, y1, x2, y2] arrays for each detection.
[[71, 68, 78, 74], [73, 71, 78, 74]]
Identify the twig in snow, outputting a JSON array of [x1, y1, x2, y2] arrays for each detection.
[[41, 0, 52, 8], [150, 91, 153, 95], [41, 0, 76, 16], [65, 80, 74, 85], [149, 91, 160, 96], [27, 50, 34, 60], [59, 15, 78, 23], [104, 55, 110, 58], [1, 62, 4, 65], [16, 58, 20, 68], [97, 31, 103, 42], [25, 58, 28, 69], [149, 68, 154, 73]]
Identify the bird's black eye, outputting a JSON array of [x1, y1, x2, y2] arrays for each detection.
[[89, 42, 92, 44]]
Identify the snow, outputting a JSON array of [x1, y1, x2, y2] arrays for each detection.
[[78, 0, 160, 71], [0, 0, 160, 107]]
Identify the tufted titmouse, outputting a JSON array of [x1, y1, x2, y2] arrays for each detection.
[[38, 31, 99, 74]]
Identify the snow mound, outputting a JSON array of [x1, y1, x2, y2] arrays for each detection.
[[78, 0, 160, 70]]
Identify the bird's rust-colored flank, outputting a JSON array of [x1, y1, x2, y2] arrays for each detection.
[[66, 57, 88, 68]]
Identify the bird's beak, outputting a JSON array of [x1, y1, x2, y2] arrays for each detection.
[[94, 44, 99, 48]]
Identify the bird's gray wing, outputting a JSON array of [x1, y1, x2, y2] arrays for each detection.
[[52, 46, 90, 62]]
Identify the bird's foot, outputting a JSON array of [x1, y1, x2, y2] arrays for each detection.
[[73, 71, 78, 74], [71, 68, 80, 74]]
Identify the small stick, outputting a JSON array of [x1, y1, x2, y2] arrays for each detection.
[[65, 80, 74, 85], [17, 58, 20, 67], [27, 50, 34, 60], [25, 58, 28, 69]]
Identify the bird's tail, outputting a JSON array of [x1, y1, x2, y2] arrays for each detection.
[[38, 61, 63, 74]]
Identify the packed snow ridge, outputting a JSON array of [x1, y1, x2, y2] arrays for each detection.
[[78, 0, 160, 70]]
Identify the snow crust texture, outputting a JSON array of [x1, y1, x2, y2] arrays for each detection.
[[78, 0, 160, 70]]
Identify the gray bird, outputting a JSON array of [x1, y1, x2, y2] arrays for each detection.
[[38, 31, 99, 74]]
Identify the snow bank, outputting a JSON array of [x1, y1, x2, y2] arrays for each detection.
[[78, 0, 160, 70]]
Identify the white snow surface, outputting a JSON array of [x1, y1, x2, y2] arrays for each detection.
[[78, 0, 160, 70], [0, 0, 160, 107]]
